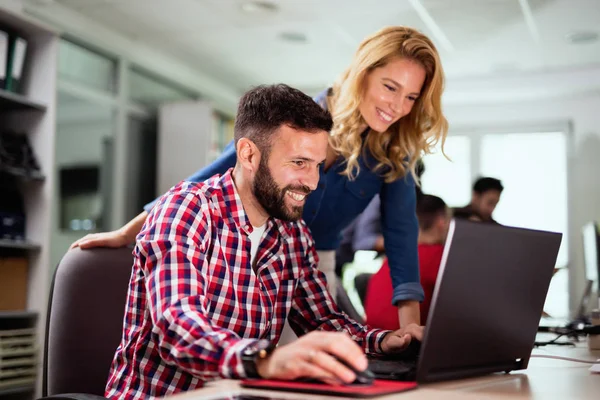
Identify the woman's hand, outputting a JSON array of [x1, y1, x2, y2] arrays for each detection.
[[380, 323, 424, 353], [69, 211, 148, 250], [70, 229, 132, 250]]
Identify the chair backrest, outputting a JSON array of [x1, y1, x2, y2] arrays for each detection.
[[43, 247, 134, 397], [354, 273, 373, 306], [334, 278, 364, 324]]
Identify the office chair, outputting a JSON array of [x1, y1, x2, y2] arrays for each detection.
[[354, 273, 373, 306], [334, 278, 365, 324], [40, 247, 133, 400]]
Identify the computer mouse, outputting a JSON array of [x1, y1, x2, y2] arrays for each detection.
[[333, 355, 375, 386], [350, 367, 375, 386], [295, 355, 375, 386]]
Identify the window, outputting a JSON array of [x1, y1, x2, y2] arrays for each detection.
[[59, 40, 117, 93], [421, 136, 471, 207], [480, 132, 569, 267], [129, 67, 198, 107], [481, 132, 569, 318], [419, 129, 570, 317], [56, 90, 116, 232]]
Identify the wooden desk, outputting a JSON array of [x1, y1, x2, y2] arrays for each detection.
[[169, 342, 600, 400]]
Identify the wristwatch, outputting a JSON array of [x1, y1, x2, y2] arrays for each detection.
[[241, 339, 276, 378]]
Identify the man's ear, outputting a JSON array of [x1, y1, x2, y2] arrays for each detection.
[[236, 138, 261, 172], [435, 215, 445, 230]]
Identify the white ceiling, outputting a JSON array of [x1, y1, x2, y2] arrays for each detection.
[[19, 0, 600, 97]]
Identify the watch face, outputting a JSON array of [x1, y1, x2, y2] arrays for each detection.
[[243, 346, 256, 356], [244, 340, 271, 357]]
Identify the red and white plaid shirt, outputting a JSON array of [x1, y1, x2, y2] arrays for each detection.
[[105, 169, 387, 399]]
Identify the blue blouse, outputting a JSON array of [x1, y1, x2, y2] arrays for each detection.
[[145, 92, 423, 305]]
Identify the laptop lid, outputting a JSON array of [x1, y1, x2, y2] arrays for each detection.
[[416, 219, 562, 383]]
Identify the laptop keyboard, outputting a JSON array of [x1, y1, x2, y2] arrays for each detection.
[[367, 340, 421, 381], [368, 357, 417, 380]]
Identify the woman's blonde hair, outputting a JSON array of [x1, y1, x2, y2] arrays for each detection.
[[327, 26, 448, 183]]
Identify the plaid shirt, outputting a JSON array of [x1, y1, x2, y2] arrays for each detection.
[[105, 170, 387, 400]]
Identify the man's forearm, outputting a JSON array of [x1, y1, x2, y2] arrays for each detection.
[[154, 310, 260, 380], [397, 300, 420, 327]]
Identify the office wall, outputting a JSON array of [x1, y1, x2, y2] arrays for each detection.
[[157, 101, 213, 195], [444, 69, 600, 313], [0, 0, 21, 13]]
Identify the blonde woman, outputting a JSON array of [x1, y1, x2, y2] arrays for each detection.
[[72, 26, 448, 337]]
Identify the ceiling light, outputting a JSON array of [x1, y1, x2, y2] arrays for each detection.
[[240, 1, 279, 13], [565, 30, 599, 44], [279, 32, 307, 43]]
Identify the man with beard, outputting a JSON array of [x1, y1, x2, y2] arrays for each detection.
[[105, 85, 417, 400]]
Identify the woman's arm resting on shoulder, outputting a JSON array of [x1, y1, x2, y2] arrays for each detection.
[[70, 141, 237, 251], [70, 211, 147, 250]]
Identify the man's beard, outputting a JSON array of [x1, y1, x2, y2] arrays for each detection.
[[252, 157, 311, 222]]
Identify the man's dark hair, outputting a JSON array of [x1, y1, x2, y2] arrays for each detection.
[[416, 194, 447, 231], [415, 159, 426, 179], [415, 159, 426, 201], [473, 177, 504, 194], [234, 84, 333, 157]]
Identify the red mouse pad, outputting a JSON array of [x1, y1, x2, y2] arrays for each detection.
[[241, 379, 417, 398]]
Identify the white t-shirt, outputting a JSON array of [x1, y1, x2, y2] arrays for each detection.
[[248, 224, 267, 267]]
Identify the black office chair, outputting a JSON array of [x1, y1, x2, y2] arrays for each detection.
[[334, 278, 365, 324], [354, 273, 373, 306], [39, 247, 133, 400]]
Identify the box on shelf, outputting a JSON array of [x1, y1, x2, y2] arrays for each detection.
[[0, 258, 28, 311]]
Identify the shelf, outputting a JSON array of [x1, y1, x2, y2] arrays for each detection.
[[0, 384, 34, 396], [0, 312, 38, 333], [0, 89, 47, 112], [0, 240, 41, 252], [0, 164, 45, 182]]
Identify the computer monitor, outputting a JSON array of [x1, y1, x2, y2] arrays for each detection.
[[582, 221, 600, 293]]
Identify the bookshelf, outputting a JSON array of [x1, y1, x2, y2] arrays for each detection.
[[0, 6, 57, 398], [0, 89, 47, 111]]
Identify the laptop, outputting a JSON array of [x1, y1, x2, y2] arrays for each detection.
[[369, 219, 562, 383]]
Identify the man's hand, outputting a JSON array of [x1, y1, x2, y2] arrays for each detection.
[[380, 323, 424, 354], [256, 331, 367, 384]]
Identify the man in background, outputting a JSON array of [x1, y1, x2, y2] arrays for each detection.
[[454, 177, 503, 224], [364, 195, 451, 330]]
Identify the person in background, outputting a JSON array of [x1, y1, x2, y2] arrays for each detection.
[[105, 84, 418, 399], [72, 26, 449, 335], [364, 195, 451, 330], [453, 177, 503, 224]]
